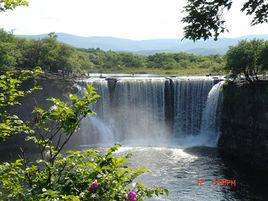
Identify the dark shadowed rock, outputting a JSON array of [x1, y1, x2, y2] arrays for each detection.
[[218, 81, 268, 172], [0, 75, 75, 160]]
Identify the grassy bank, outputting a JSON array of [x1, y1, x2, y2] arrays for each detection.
[[92, 67, 223, 76]]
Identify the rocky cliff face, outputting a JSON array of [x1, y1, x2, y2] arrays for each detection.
[[0, 75, 76, 158], [218, 81, 268, 172]]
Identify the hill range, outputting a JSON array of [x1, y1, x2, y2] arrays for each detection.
[[18, 33, 268, 55]]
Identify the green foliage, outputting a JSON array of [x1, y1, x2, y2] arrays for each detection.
[[68, 50, 94, 73], [38, 33, 74, 73], [0, 145, 168, 201], [146, 52, 224, 72], [182, 0, 268, 41], [259, 41, 268, 70], [0, 29, 21, 70], [17, 33, 75, 73], [225, 39, 268, 81], [0, 67, 41, 142], [0, 41, 19, 70], [241, 0, 268, 25], [0, 29, 224, 75], [0, 79, 168, 200], [82, 50, 146, 71], [0, 0, 28, 12], [182, 0, 232, 41], [28, 85, 100, 165]]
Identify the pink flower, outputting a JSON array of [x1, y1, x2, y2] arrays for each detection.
[[127, 191, 137, 201], [88, 180, 98, 192]]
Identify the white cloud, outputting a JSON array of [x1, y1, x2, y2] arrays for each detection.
[[0, 0, 267, 39]]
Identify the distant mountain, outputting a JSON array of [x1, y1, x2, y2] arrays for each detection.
[[17, 33, 268, 55]]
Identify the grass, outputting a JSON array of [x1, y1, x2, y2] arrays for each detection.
[[92, 67, 223, 76]]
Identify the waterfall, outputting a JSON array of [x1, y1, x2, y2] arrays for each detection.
[[76, 76, 224, 147], [200, 81, 225, 146], [173, 77, 214, 137], [111, 78, 167, 143]]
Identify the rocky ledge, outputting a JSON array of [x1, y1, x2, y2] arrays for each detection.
[[218, 80, 268, 172]]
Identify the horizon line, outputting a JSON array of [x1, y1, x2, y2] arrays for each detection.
[[15, 32, 268, 41]]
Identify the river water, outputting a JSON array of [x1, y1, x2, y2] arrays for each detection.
[[1, 76, 266, 201], [75, 76, 267, 201]]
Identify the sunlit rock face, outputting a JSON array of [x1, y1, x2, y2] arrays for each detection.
[[218, 81, 268, 172]]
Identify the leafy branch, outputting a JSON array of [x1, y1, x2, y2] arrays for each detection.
[[0, 67, 41, 142]]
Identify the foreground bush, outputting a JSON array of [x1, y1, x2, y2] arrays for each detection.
[[0, 69, 168, 201], [0, 145, 167, 201]]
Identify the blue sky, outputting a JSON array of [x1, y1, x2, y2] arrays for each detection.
[[1, 0, 268, 40]]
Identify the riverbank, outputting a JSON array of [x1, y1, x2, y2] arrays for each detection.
[[91, 67, 221, 76]]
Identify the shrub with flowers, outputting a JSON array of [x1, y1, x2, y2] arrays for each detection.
[[0, 69, 168, 200], [0, 144, 168, 201], [127, 191, 137, 201]]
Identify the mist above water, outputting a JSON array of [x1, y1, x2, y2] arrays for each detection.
[[76, 76, 224, 148]]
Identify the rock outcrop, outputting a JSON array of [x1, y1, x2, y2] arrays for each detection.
[[0, 75, 76, 158], [218, 81, 268, 172]]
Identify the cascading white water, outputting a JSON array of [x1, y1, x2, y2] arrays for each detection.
[[78, 77, 169, 145], [173, 77, 214, 136], [111, 78, 167, 143], [76, 76, 224, 147], [200, 81, 225, 146]]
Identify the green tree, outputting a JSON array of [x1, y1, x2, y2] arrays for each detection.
[[17, 39, 43, 70], [182, 0, 268, 41], [0, 42, 19, 70], [118, 52, 146, 68], [0, 29, 16, 42], [225, 39, 264, 81], [259, 41, 268, 72], [68, 51, 94, 73], [38, 33, 61, 72], [34, 33, 74, 73], [0, 29, 21, 70], [147, 53, 174, 68]]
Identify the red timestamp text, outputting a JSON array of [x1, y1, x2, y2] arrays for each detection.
[[197, 178, 237, 187]]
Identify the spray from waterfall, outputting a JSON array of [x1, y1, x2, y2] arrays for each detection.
[[76, 77, 224, 148]]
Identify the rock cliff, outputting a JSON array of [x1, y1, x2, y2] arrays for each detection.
[[0, 75, 76, 158], [218, 81, 268, 172]]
